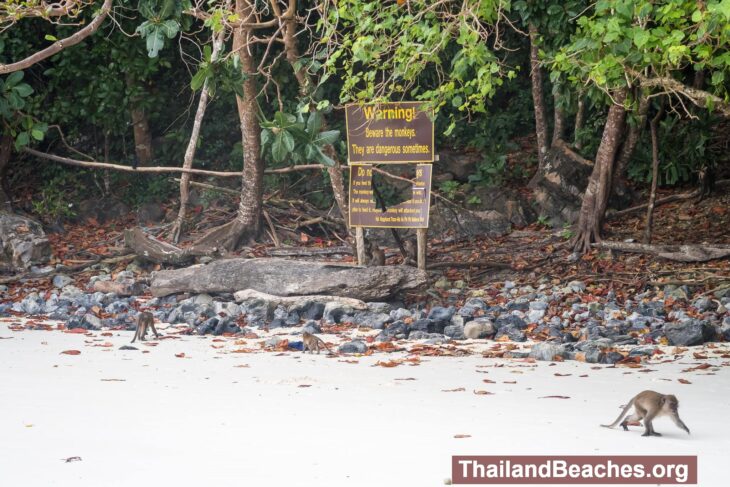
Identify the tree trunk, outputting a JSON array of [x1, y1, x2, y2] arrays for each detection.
[[528, 23, 549, 168], [613, 91, 648, 182], [170, 30, 224, 243], [193, 2, 263, 251], [0, 135, 12, 211], [572, 90, 627, 252], [281, 12, 350, 230], [643, 103, 664, 244], [573, 97, 585, 150], [552, 94, 566, 145], [126, 75, 154, 166]]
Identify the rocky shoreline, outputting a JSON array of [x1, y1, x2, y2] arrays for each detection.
[[2, 272, 729, 364]]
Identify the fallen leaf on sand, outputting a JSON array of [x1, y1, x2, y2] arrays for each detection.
[[100, 379, 126, 382], [175, 353, 186, 358], [62, 457, 82, 463], [60, 350, 81, 355], [453, 434, 471, 439], [298, 384, 312, 388], [539, 395, 570, 399], [678, 378, 692, 384], [442, 387, 466, 392], [473, 390, 494, 395]]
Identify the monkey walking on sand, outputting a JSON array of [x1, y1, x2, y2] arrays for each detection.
[[131, 311, 160, 343], [302, 331, 333, 354], [601, 390, 690, 437]]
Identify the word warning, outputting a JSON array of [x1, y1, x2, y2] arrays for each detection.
[[345, 102, 434, 164], [348, 164, 432, 229]]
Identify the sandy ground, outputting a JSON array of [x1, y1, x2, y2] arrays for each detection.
[[1, 321, 728, 486]]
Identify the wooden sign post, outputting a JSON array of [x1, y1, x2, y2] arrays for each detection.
[[344, 102, 434, 271]]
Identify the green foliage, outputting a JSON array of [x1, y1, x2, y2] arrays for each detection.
[[627, 115, 714, 185], [553, 0, 730, 103], [260, 111, 340, 166], [323, 0, 516, 132], [136, 0, 191, 57], [30, 171, 82, 222], [438, 180, 461, 200], [0, 71, 47, 149], [190, 44, 245, 97]]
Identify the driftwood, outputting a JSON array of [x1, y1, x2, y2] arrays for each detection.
[[150, 258, 428, 300], [123, 227, 218, 265], [595, 241, 730, 262], [266, 246, 353, 257]]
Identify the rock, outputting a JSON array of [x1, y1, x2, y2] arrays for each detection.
[[91, 279, 145, 296], [0, 212, 51, 271], [152, 259, 428, 300], [352, 311, 392, 329], [692, 297, 713, 312], [429, 203, 511, 238], [529, 342, 567, 361], [338, 340, 368, 354], [323, 302, 357, 324], [409, 318, 444, 335], [390, 308, 412, 321], [664, 285, 689, 300], [526, 309, 545, 323], [663, 320, 715, 346], [119, 345, 138, 351], [568, 280, 587, 293], [367, 302, 392, 314], [383, 321, 408, 338], [506, 300, 529, 311], [301, 321, 321, 334], [458, 298, 487, 318], [628, 345, 658, 357], [463, 319, 495, 339], [495, 324, 526, 342], [443, 324, 465, 340], [265, 336, 283, 347], [495, 314, 527, 330], [427, 306, 455, 323], [52, 274, 73, 289]]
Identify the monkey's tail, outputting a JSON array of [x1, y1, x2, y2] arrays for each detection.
[[601, 398, 634, 429], [318, 337, 333, 354]]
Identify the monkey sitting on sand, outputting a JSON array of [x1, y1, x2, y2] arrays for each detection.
[[601, 390, 690, 437]]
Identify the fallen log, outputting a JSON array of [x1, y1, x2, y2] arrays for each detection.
[[594, 241, 730, 262], [123, 227, 218, 265], [150, 258, 428, 300]]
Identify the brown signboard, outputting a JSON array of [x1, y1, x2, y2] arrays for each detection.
[[348, 164, 432, 228], [345, 102, 434, 164]]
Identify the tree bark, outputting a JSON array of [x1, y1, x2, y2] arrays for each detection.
[[643, 104, 664, 244], [170, 30, 225, 243], [126, 75, 154, 166], [0, 135, 13, 211], [552, 93, 566, 145], [613, 91, 649, 182], [572, 90, 628, 252], [573, 97, 585, 150], [528, 23, 549, 168], [191, 1, 264, 251]]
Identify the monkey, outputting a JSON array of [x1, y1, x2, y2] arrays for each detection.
[[402, 238, 417, 265], [368, 244, 386, 266], [302, 331, 332, 354], [696, 163, 715, 202], [131, 311, 159, 343], [601, 390, 690, 437]]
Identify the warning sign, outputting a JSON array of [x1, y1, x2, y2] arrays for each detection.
[[348, 164, 432, 228], [345, 102, 434, 164]]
